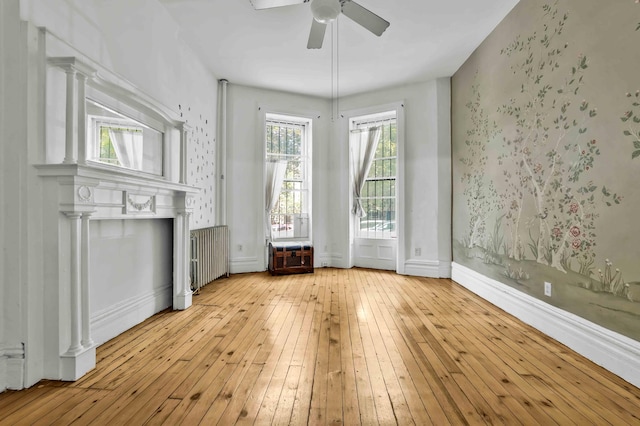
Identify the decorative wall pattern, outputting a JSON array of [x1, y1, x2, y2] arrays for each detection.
[[452, 0, 640, 341], [178, 103, 216, 229]]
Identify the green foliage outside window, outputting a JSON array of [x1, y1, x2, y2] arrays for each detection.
[[99, 127, 120, 165]]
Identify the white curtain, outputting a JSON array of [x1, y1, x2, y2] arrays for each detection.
[[109, 128, 143, 170], [351, 126, 382, 217], [265, 159, 288, 241]]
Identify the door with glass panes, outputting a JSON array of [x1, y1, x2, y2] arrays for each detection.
[[351, 111, 397, 270]]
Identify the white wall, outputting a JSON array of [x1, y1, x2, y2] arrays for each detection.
[[1, 0, 45, 391], [1, 0, 219, 389], [0, 0, 16, 392], [225, 80, 451, 276], [226, 84, 331, 273]]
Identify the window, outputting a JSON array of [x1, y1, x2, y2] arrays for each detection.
[[88, 100, 164, 176], [353, 112, 397, 239], [265, 114, 311, 241]]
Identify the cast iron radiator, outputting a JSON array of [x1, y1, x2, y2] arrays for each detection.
[[190, 225, 229, 291]]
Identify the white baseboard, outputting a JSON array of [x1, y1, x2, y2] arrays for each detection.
[[452, 262, 640, 389], [329, 253, 347, 268], [439, 261, 452, 278], [403, 259, 451, 278], [314, 250, 334, 268], [0, 344, 25, 391], [230, 256, 261, 274], [91, 284, 172, 346]]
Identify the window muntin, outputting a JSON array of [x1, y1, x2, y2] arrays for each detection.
[[266, 115, 311, 241], [88, 100, 164, 176], [355, 114, 397, 239]]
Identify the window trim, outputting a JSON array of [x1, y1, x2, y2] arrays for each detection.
[[263, 112, 313, 244], [351, 111, 398, 240]]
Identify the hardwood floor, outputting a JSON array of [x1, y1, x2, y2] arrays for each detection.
[[1, 268, 639, 425]]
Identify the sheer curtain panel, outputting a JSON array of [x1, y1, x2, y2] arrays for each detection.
[[351, 126, 381, 217]]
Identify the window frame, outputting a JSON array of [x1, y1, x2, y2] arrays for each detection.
[[264, 112, 313, 243], [351, 111, 398, 240]]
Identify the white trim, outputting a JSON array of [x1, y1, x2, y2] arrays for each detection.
[[316, 251, 332, 268], [402, 259, 452, 278], [452, 262, 640, 389], [91, 284, 172, 346], [439, 261, 452, 278], [230, 256, 262, 274], [0, 344, 25, 391]]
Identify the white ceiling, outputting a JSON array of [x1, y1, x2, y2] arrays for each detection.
[[158, 0, 520, 98]]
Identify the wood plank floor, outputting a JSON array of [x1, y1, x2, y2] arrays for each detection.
[[1, 268, 640, 425]]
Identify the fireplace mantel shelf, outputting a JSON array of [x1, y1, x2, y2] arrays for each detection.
[[35, 162, 200, 194]]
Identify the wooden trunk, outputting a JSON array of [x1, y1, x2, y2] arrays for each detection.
[[268, 242, 314, 275]]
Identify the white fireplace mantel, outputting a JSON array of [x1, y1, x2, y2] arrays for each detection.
[[39, 56, 200, 381]]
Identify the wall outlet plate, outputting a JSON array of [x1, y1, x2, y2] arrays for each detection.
[[544, 281, 552, 297]]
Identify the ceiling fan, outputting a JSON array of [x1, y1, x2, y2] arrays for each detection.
[[249, 0, 390, 49]]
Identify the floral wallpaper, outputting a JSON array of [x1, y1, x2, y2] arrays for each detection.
[[452, 0, 640, 341]]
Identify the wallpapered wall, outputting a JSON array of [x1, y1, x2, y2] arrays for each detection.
[[452, 0, 640, 341], [181, 103, 216, 229]]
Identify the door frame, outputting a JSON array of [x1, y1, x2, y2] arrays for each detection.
[[344, 101, 405, 272]]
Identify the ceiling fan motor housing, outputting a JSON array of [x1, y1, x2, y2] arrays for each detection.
[[310, 0, 341, 24]]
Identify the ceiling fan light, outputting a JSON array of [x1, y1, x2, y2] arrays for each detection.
[[310, 0, 341, 24]]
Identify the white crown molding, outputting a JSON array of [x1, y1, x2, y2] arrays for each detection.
[[452, 262, 640, 389]]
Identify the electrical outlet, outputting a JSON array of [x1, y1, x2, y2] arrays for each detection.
[[414, 248, 422, 256], [238, 244, 243, 252], [544, 281, 552, 297], [321, 261, 328, 267]]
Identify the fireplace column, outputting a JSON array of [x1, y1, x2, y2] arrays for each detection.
[[81, 212, 94, 348], [63, 212, 83, 355], [60, 206, 97, 380], [174, 194, 195, 310]]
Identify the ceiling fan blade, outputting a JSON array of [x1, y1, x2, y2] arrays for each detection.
[[341, 0, 390, 36], [307, 19, 327, 49], [249, 0, 308, 10]]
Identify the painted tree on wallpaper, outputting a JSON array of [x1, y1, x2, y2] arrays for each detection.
[[622, 90, 640, 159], [454, 0, 640, 342], [497, 2, 621, 273], [622, 1, 640, 159], [459, 82, 502, 250]]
